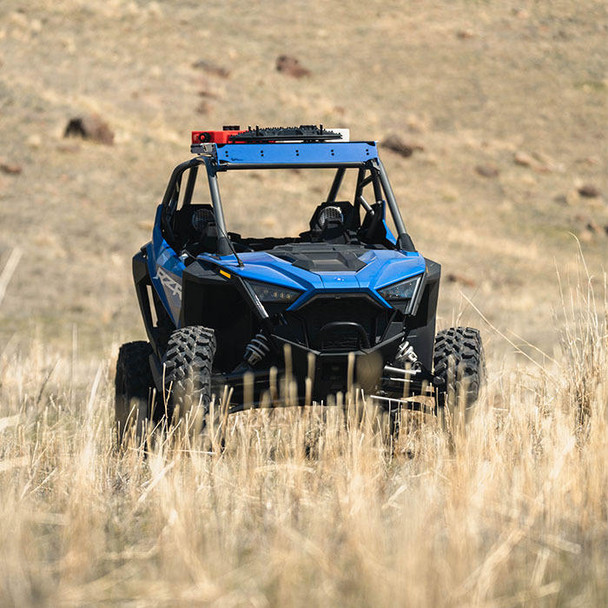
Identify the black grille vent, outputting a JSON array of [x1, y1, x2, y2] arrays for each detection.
[[291, 296, 391, 352], [321, 326, 361, 351]]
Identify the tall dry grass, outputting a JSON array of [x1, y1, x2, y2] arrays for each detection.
[[1, 279, 608, 607]]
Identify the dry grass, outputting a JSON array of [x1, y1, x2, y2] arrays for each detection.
[[1, 277, 608, 607], [0, 0, 606, 352]]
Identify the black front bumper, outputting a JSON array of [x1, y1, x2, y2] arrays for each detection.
[[212, 333, 405, 408]]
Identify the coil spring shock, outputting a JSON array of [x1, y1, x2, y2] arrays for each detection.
[[395, 340, 418, 366], [244, 332, 271, 367]]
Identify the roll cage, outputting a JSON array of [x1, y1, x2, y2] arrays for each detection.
[[160, 142, 416, 257]]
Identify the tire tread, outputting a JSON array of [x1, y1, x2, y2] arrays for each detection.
[[434, 326, 485, 410], [114, 341, 154, 445], [162, 326, 216, 420]]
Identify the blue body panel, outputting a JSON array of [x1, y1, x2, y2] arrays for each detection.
[[194, 248, 426, 311], [148, 206, 185, 325], [214, 141, 378, 166], [149, 224, 426, 324]]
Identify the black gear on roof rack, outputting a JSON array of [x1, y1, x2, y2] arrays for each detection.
[[229, 125, 342, 143]]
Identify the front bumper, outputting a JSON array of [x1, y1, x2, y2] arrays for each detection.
[[212, 333, 407, 408]]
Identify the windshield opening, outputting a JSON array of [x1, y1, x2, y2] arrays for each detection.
[[166, 164, 403, 256], [219, 167, 362, 238]]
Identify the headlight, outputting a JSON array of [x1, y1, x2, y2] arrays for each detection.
[[249, 280, 302, 304], [378, 275, 421, 313]]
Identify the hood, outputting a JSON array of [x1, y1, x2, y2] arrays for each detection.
[[204, 243, 426, 307]]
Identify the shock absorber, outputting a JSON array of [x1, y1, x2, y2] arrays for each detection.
[[395, 340, 418, 366], [244, 332, 271, 367]]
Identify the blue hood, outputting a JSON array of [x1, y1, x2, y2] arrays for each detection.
[[204, 248, 427, 309]]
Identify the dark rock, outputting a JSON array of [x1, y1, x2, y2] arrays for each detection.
[[196, 101, 213, 115], [380, 134, 424, 158], [514, 150, 535, 167], [456, 29, 475, 39], [578, 184, 601, 198], [192, 59, 230, 79], [198, 83, 218, 99], [512, 8, 530, 18], [0, 160, 22, 175], [64, 114, 114, 145], [475, 164, 499, 178], [514, 150, 555, 173], [276, 55, 311, 78], [586, 220, 603, 235]]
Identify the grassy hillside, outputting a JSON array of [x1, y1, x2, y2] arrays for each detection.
[[1, 284, 607, 606], [0, 0, 606, 354]]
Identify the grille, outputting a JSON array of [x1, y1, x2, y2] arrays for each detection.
[[321, 325, 361, 351], [292, 296, 391, 352]]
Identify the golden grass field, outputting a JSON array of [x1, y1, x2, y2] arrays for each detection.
[[0, 0, 607, 605], [1, 277, 607, 606]]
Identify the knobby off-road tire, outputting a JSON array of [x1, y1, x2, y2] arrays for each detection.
[[433, 327, 485, 429], [161, 326, 216, 425], [115, 341, 155, 448]]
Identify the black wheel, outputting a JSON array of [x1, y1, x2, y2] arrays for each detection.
[[433, 327, 485, 424], [115, 341, 155, 447], [161, 326, 216, 423]]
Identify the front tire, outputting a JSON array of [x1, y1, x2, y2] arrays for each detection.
[[115, 341, 155, 447], [433, 327, 485, 426], [161, 326, 217, 423]]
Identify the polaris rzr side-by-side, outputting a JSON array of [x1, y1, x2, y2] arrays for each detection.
[[115, 125, 484, 442]]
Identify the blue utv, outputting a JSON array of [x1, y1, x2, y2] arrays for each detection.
[[115, 126, 484, 441]]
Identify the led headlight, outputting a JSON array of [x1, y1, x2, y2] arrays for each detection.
[[248, 280, 302, 304], [378, 275, 422, 314]]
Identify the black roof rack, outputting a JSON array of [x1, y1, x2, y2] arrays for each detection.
[[229, 125, 342, 143]]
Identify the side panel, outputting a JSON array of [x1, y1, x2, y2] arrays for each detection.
[[148, 205, 185, 326], [132, 247, 177, 358], [132, 249, 155, 348], [403, 258, 441, 371]]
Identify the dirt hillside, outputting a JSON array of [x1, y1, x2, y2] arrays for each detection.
[[0, 0, 606, 357]]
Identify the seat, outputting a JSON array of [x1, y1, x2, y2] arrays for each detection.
[[305, 201, 359, 244], [173, 204, 218, 253], [358, 201, 393, 248]]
